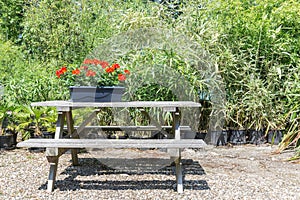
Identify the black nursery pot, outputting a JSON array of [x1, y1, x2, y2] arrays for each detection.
[[248, 129, 266, 145], [207, 130, 227, 146], [228, 129, 247, 145], [42, 131, 55, 139], [195, 132, 207, 140], [267, 130, 283, 145], [5, 129, 17, 146], [0, 134, 14, 149], [28, 131, 55, 153]]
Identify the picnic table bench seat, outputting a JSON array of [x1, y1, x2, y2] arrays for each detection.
[[17, 138, 206, 149], [17, 137, 206, 193]]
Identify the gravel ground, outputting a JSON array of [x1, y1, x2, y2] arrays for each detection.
[[0, 144, 299, 200]]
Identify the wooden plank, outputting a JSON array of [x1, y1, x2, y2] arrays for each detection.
[[31, 101, 201, 108], [17, 139, 206, 149], [66, 125, 191, 131]]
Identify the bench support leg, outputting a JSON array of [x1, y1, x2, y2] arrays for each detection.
[[47, 156, 59, 192], [172, 107, 183, 193], [71, 149, 78, 166], [175, 156, 183, 193], [45, 111, 65, 192], [66, 110, 79, 166]]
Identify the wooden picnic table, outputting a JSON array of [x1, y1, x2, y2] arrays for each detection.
[[17, 101, 205, 193]]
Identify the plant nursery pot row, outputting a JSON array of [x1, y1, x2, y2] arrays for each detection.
[[207, 129, 284, 146]]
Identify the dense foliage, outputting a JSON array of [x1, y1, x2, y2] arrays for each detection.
[[0, 0, 25, 42], [0, 0, 299, 158]]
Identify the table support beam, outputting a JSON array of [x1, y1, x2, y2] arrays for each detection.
[[173, 107, 181, 140], [66, 110, 78, 166]]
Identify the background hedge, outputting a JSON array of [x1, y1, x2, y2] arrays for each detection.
[[0, 0, 299, 157]]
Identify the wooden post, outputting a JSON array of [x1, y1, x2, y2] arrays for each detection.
[[175, 156, 183, 193], [173, 107, 181, 140], [45, 111, 65, 192], [172, 107, 183, 193], [66, 110, 79, 166], [46, 156, 58, 192]]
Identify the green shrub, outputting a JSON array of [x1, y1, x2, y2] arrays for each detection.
[[0, 0, 25, 42], [4, 60, 71, 105], [21, 0, 115, 63]]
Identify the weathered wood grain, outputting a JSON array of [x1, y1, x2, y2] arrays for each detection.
[[31, 101, 201, 109], [68, 125, 191, 131], [17, 139, 206, 149]]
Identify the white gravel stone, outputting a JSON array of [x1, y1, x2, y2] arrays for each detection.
[[0, 144, 299, 200]]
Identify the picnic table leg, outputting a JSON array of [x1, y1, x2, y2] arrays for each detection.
[[45, 111, 65, 192], [66, 110, 79, 166], [175, 156, 183, 193], [173, 107, 183, 193], [47, 156, 59, 192], [173, 107, 181, 140]]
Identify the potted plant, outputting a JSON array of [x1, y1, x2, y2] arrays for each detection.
[[207, 129, 228, 146], [267, 129, 284, 145], [14, 105, 56, 140], [0, 103, 16, 149], [227, 128, 247, 145], [55, 58, 130, 102], [248, 129, 266, 145]]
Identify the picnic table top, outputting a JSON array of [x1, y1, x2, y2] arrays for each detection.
[[31, 100, 202, 108]]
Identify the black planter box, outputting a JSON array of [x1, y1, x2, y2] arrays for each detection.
[[69, 86, 125, 102]]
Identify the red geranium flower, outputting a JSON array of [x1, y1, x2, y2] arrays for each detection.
[[92, 59, 101, 65], [72, 68, 81, 75], [118, 74, 126, 81], [86, 70, 96, 77], [105, 67, 115, 73], [56, 70, 61, 78], [112, 63, 120, 69], [83, 59, 93, 65], [80, 66, 88, 70], [124, 69, 130, 75], [56, 59, 131, 86], [61, 66, 67, 73], [83, 59, 90, 64], [55, 66, 67, 78], [100, 61, 109, 69]]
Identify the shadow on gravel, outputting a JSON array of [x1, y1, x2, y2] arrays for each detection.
[[38, 158, 209, 191]]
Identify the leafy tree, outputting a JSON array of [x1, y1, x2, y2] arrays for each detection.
[[0, 0, 25, 42]]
